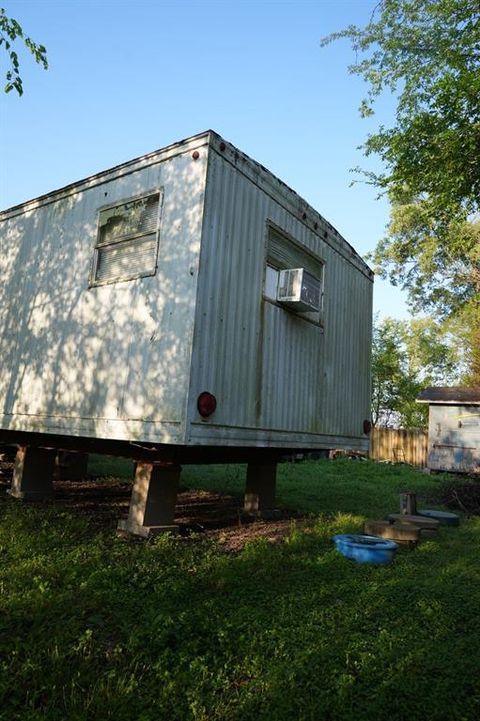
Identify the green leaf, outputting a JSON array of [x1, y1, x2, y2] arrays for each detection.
[[0, 8, 48, 96]]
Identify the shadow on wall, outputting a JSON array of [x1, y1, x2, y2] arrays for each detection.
[[0, 153, 206, 442]]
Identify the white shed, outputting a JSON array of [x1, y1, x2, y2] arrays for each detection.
[[0, 130, 373, 535], [417, 387, 480, 474]]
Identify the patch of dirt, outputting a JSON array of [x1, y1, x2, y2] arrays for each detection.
[[207, 518, 306, 553], [0, 459, 306, 551], [0, 457, 14, 483]]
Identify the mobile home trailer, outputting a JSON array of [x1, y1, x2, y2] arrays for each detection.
[[0, 131, 373, 535]]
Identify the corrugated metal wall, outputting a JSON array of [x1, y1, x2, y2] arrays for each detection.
[[188, 144, 372, 448], [1, 131, 373, 449]]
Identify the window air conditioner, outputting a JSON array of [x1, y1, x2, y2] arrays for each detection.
[[277, 268, 321, 312]]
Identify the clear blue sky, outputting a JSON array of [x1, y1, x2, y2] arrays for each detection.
[[1, 0, 410, 318]]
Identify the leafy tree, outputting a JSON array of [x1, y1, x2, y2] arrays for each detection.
[[371, 318, 408, 428], [0, 7, 47, 95], [371, 315, 461, 428], [322, 0, 480, 381]]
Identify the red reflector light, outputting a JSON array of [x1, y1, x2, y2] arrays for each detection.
[[197, 392, 217, 418], [363, 419, 372, 435]]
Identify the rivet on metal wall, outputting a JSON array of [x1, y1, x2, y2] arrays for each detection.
[[192, 151, 200, 160]]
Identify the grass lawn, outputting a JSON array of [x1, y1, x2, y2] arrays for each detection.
[[1, 458, 479, 721]]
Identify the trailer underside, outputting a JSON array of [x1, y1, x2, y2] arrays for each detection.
[[1, 429, 330, 537]]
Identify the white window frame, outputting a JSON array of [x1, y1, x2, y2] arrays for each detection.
[[90, 189, 163, 287]]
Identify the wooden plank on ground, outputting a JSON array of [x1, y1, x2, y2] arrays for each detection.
[[364, 519, 420, 544], [387, 513, 440, 531]]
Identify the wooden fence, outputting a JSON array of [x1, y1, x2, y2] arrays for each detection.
[[369, 428, 428, 467]]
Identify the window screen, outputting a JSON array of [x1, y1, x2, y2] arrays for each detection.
[[267, 226, 323, 278], [91, 192, 161, 285], [264, 224, 324, 322]]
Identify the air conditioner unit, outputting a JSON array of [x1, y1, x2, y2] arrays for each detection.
[[277, 268, 321, 312]]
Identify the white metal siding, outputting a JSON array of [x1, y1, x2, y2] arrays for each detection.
[[0, 142, 208, 442], [187, 146, 372, 448], [428, 405, 480, 473], [1, 131, 372, 449]]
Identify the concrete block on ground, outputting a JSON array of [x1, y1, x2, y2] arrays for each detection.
[[244, 462, 277, 516], [55, 451, 89, 481], [399, 491, 417, 516], [117, 519, 179, 538], [117, 462, 180, 537], [8, 446, 56, 500]]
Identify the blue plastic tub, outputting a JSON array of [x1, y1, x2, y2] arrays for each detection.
[[332, 534, 398, 565]]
